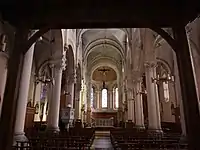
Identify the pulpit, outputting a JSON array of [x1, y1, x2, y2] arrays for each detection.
[[61, 107, 75, 128], [125, 120, 134, 129], [25, 106, 35, 130]]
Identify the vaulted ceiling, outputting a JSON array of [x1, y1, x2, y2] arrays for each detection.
[[82, 29, 126, 50], [82, 28, 127, 73]]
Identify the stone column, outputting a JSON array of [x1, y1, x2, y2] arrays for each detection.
[[0, 53, 8, 116], [113, 89, 116, 109], [173, 52, 187, 137], [145, 62, 162, 132], [173, 26, 200, 149], [47, 61, 65, 132], [127, 89, 134, 122], [93, 89, 96, 109], [66, 74, 75, 108], [13, 43, 35, 144], [108, 90, 112, 109], [86, 82, 91, 124], [96, 90, 100, 109], [74, 93, 81, 120], [110, 90, 113, 109], [99, 90, 102, 108], [135, 79, 145, 129], [74, 74, 81, 120]]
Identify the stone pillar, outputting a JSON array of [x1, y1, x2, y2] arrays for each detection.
[[127, 89, 134, 122], [66, 74, 75, 108], [74, 74, 81, 120], [0, 53, 8, 116], [47, 61, 65, 132], [173, 52, 187, 137], [113, 89, 116, 109], [74, 95, 80, 120], [0, 29, 29, 150], [96, 90, 100, 109], [135, 79, 145, 129], [108, 90, 112, 109], [110, 90, 113, 109], [86, 82, 91, 124], [13, 43, 35, 144], [173, 26, 200, 149], [145, 62, 162, 132], [127, 99, 134, 121], [99, 90, 102, 108]]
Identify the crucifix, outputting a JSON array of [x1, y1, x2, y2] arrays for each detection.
[[98, 67, 110, 88]]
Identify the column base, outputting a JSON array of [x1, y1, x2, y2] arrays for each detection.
[[46, 127, 60, 134], [13, 132, 28, 146], [148, 129, 163, 136], [125, 120, 134, 128], [136, 125, 146, 130], [180, 135, 187, 143]]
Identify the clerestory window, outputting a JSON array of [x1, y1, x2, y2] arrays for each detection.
[[102, 88, 108, 108]]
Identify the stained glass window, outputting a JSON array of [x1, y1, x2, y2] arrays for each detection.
[[163, 82, 169, 102], [115, 88, 119, 108], [40, 84, 48, 101], [102, 88, 107, 108], [91, 87, 94, 108]]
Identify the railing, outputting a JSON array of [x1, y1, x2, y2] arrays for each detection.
[[94, 118, 114, 127]]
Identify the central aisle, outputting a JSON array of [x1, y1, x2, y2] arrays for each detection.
[[91, 131, 114, 150]]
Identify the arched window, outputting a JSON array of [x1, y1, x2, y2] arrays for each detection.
[[40, 84, 48, 101], [156, 62, 171, 103], [163, 82, 169, 102], [115, 88, 119, 108], [102, 88, 107, 108], [91, 87, 94, 108]]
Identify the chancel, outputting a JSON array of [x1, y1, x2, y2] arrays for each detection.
[[0, 2, 200, 150]]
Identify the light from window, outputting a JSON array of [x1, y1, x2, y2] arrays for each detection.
[[91, 87, 94, 108], [102, 88, 107, 108], [40, 84, 47, 101], [115, 88, 119, 108], [163, 82, 169, 102]]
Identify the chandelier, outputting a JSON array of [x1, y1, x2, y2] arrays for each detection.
[[151, 73, 174, 83]]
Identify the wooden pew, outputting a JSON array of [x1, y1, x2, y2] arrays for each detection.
[[110, 128, 188, 150], [13, 128, 95, 150]]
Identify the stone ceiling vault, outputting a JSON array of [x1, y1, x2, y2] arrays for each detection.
[[82, 29, 127, 79]]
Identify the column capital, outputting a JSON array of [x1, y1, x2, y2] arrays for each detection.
[[133, 77, 143, 84], [66, 72, 76, 84], [49, 59, 66, 71], [96, 90, 101, 93], [108, 90, 112, 94], [144, 61, 157, 69], [127, 98, 135, 101]]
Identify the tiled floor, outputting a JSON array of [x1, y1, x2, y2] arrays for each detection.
[[91, 131, 113, 150]]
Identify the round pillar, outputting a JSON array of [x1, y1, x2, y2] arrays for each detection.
[[0, 52, 8, 116], [145, 62, 162, 132], [47, 62, 64, 132], [13, 43, 35, 144], [135, 79, 145, 129], [66, 75, 75, 108]]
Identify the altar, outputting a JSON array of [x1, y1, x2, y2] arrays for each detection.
[[91, 110, 117, 127]]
